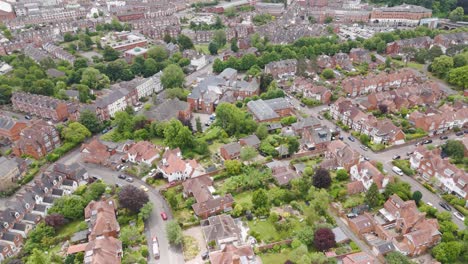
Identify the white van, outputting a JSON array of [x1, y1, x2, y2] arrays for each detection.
[[392, 166, 403, 176]]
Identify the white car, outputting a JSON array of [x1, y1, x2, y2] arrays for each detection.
[[426, 202, 436, 209], [453, 211, 465, 221], [139, 185, 149, 192]]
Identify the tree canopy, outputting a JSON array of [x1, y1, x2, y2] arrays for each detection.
[[161, 64, 185, 89]]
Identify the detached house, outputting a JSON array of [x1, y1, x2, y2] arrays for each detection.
[[201, 214, 241, 248], [265, 160, 299, 186], [349, 161, 391, 194], [301, 126, 332, 152], [126, 141, 161, 165], [158, 148, 199, 182], [182, 176, 234, 219], [81, 138, 116, 166], [220, 142, 241, 160]]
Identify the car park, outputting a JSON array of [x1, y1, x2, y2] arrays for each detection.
[[453, 211, 465, 221], [439, 202, 451, 211], [126, 177, 134, 183]]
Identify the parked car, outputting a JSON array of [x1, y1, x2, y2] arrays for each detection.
[[363, 156, 370, 161], [426, 202, 436, 209], [406, 151, 413, 156], [392, 166, 403, 176], [338, 136, 344, 140], [392, 155, 401, 160], [126, 177, 134, 183], [115, 183, 122, 188], [455, 131, 464, 136], [24, 115, 32, 120], [422, 139, 433, 144], [152, 236, 160, 259], [453, 211, 465, 221], [201, 251, 209, 260], [347, 213, 358, 219], [160, 212, 168, 221], [300, 103, 306, 107], [439, 135, 448, 140], [139, 185, 149, 192], [317, 115, 323, 120], [464, 130, 468, 134], [439, 202, 451, 211], [118, 174, 126, 179], [360, 145, 368, 151], [348, 136, 355, 142]]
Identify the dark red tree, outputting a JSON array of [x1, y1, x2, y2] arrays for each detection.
[[378, 104, 388, 114], [45, 213, 66, 229], [314, 228, 336, 251], [118, 185, 149, 212], [312, 168, 331, 189]]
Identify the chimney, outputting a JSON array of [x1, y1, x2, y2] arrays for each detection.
[[103, 220, 113, 238], [232, 255, 240, 264]]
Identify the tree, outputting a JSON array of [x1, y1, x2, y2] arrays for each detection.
[[366, 183, 381, 208], [412, 191, 422, 205], [166, 220, 183, 245], [79, 110, 102, 134], [62, 122, 91, 144], [449, 7, 464, 22], [143, 58, 158, 77], [442, 140, 465, 160], [81, 68, 110, 90], [289, 244, 308, 264], [163, 33, 172, 43], [314, 228, 336, 251], [324, 16, 333, 23], [215, 103, 257, 136], [45, 213, 66, 229], [448, 65, 468, 89], [431, 55, 453, 78], [428, 46, 443, 61], [295, 226, 315, 247], [26, 249, 50, 264], [453, 54, 467, 68], [213, 30, 226, 47], [383, 181, 412, 200], [74, 57, 88, 70], [252, 189, 270, 211], [385, 252, 414, 264], [287, 137, 299, 155], [163, 119, 194, 150], [240, 146, 258, 163], [225, 160, 242, 175], [147, 46, 168, 62], [321, 68, 335, 79], [312, 168, 331, 189], [161, 64, 185, 89], [177, 34, 194, 50], [256, 124, 268, 140], [195, 117, 202, 133], [0, 85, 12, 104], [118, 185, 149, 213], [360, 134, 371, 145], [138, 202, 153, 221], [208, 42, 218, 55], [336, 169, 348, 181], [103, 46, 120, 61], [120, 225, 140, 247], [432, 241, 463, 263], [378, 104, 388, 114], [48, 195, 86, 220], [230, 38, 239, 52]]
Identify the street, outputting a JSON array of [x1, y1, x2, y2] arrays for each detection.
[[287, 95, 466, 229]]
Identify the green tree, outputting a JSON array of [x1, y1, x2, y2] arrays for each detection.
[[366, 183, 381, 208], [431, 55, 453, 78], [103, 46, 120, 61], [0, 85, 12, 104], [213, 30, 226, 47], [163, 119, 194, 150], [161, 64, 185, 89], [215, 103, 257, 136], [120, 225, 140, 247], [383, 181, 412, 200], [255, 124, 268, 140], [138, 202, 153, 221], [448, 65, 468, 89], [336, 169, 349, 181], [177, 34, 194, 50], [225, 160, 242, 175], [213, 58, 225, 73], [321, 68, 335, 79], [62, 122, 91, 143], [412, 191, 422, 205], [79, 109, 102, 133], [252, 189, 270, 212], [143, 58, 159, 77], [49, 195, 86, 220], [81, 68, 110, 90], [449, 7, 464, 22], [26, 249, 50, 264], [208, 42, 218, 55], [295, 226, 315, 247], [195, 117, 202, 133], [442, 140, 465, 160], [385, 252, 414, 264], [360, 134, 371, 145], [240, 146, 258, 163], [432, 241, 463, 263], [147, 46, 168, 62], [230, 38, 239, 52], [74, 57, 88, 70], [166, 220, 183, 245], [453, 53, 467, 68]]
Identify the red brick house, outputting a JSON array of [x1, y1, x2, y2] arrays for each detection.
[[0, 116, 27, 142], [12, 121, 60, 159], [220, 142, 241, 160], [348, 213, 375, 237], [81, 138, 115, 165]]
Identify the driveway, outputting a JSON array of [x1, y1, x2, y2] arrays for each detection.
[[184, 226, 207, 264]]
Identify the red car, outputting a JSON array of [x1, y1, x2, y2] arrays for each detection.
[[160, 212, 168, 221]]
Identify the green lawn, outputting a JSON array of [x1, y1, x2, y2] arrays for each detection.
[[248, 220, 282, 242], [151, 137, 165, 146], [195, 44, 209, 55], [57, 220, 86, 237], [260, 248, 292, 264], [233, 191, 253, 207]]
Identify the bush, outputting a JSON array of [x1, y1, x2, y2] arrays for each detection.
[[141, 245, 149, 257], [423, 183, 436, 193], [391, 160, 415, 176]]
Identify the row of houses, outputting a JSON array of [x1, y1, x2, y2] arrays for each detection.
[[386, 32, 468, 54], [342, 68, 423, 97], [409, 104, 468, 136], [0, 163, 88, 261], [410, 145, 468, 200], [331, 98, 405, 145]]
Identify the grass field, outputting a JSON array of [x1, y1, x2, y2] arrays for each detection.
[[260, 248, 292, 264]]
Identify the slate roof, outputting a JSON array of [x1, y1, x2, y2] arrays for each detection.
[[247, 99, 279, 121], [148, 98, 189, 121], [202, 214, 241, 244]]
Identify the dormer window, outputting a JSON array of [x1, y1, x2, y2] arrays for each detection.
[[3, 222, 8, 228], [25, 203, 30, 209], [44, 187, 48, 193], [14, 212, 19, 218]]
